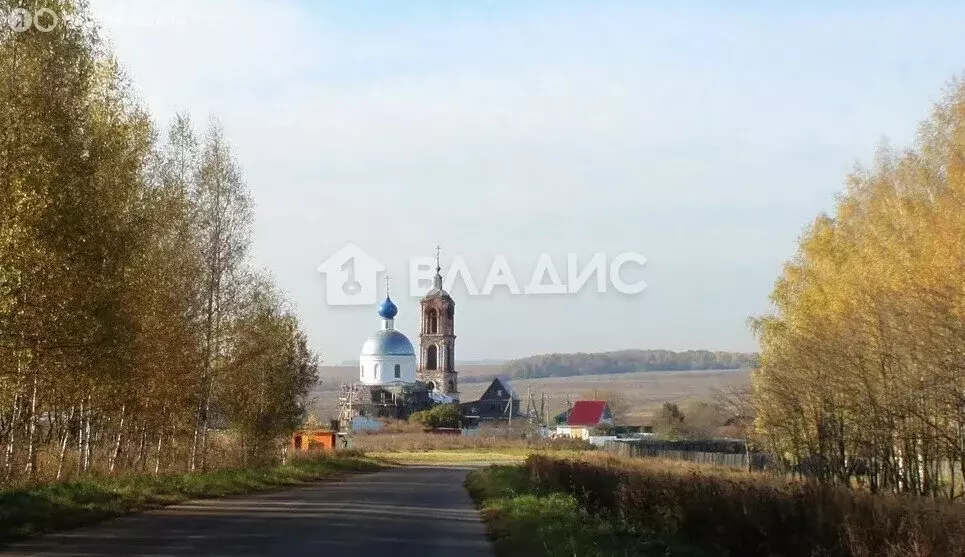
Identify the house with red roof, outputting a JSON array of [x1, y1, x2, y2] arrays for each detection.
[[553, 400, 614, 440]]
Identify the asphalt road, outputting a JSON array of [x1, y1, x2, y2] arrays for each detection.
[[1, 466, 495, 557]]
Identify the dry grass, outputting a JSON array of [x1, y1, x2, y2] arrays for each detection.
[[348, 431, 594, 453], [369, 451, 528, 465], [352, 431, 596, 466], [527, 454, 965, 557]]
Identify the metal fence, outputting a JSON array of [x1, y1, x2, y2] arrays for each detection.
[[604, 439, 774, 471]]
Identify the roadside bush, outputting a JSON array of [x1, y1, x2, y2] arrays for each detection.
[[527, 454, 965, 557], [466, 465, 707, 557], [410, 404, 462, 428]]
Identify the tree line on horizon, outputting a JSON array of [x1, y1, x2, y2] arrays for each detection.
[[494, 349, 758, 381], [0, 1, 316, 484], [752, 76, 965, 497]]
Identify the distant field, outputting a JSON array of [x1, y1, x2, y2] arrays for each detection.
[[316, 363, 504, 388], [307, 366, 750, 425], [461, 368, 750, 424]]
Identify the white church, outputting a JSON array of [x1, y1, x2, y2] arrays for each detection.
[[343, 250, 526, 430], [356, 249, 460, 405], [358, 286, 417, 386]]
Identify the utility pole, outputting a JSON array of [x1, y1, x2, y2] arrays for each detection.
[[540, 393, 546, 425], [526, 385, 541, 427], [506, 394, 512, 428], [526, 385, 531, 422]]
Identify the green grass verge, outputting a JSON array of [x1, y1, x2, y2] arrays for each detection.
[[0, 454, 382, 545], [465, 465, 711, 557]]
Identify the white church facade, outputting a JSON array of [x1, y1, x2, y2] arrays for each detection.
[[356, 249, 459, 401], [358, 292, 418, 386]]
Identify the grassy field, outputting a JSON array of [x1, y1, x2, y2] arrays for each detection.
[[370, 450, 527, 465], [464, 368, 750, 423], [349, 431, 592, 449], [370, 447, 601, 466], [352, 432, 595, 465], [308, 366, 750, 424], [0, 452, 381, 545], [466, 463, 706, 557]]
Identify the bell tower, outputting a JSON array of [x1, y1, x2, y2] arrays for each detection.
[[418, 246, 458, 398]]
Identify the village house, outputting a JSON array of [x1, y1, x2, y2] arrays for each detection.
[[460, 377, 526, 426], [554, 400, 614, 440]]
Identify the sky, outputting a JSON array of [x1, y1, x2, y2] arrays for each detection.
[[86, 0, 965, 363]]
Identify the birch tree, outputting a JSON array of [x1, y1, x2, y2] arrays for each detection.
[[189, 120, 253, 471], [0, 0, 317, 484], [753, 77, 965, 496]]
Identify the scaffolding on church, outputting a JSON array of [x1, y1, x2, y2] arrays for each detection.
[[337, 381, 436, 431], [337, 382, 365, 431]]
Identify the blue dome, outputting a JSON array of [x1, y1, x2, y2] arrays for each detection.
[[377, 296, 398, 319], [360, 329, 415, 356]]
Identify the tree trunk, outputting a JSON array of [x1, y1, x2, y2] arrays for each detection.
[[23, 374, 38, 479], [199, 397, 210, 470], [3, 391, 22, 481], [84, 409, 91, 472], [154, 430, 164, 475], [108, 404, 126, 474], [135, 427, 147, 473], [80, 395, 92, 474], [949, 458, 956, 499], [76, 398, 84, 474], [56, 406, 76, 480]]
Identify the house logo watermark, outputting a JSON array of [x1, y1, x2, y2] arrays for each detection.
[[317, 244, 647, 306], [6, 7, 60, 33], [316, 243, 386, 306]]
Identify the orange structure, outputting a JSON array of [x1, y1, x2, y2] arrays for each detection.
[[290, 429, 336, 451]]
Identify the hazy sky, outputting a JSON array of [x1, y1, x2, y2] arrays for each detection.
[[88, 0, 965, 363]]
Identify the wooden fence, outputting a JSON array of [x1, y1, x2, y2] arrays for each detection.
[[604, 439, 774, 471]]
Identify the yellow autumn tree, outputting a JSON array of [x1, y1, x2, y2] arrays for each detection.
[[752, 76, 965, 496], [0, 0, 318, 484]]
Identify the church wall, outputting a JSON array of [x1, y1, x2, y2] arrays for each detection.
[[359, 354, 416, 385]]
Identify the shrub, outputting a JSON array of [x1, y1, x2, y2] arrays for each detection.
[[466, 465, 706, 557], [410, 404, 461, 429]]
